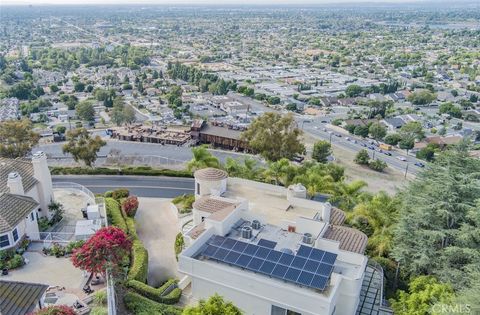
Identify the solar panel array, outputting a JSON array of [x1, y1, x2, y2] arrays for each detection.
[[200, 235, 337, 291]]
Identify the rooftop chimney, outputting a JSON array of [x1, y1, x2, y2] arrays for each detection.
[[7, 172, 24, 195]]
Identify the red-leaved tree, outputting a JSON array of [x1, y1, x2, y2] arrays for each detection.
[[71, 226, 131, 276], [122, 195, 139, 217], [32, 305, 76, 315]]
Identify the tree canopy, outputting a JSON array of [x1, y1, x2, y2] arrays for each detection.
[[182, 294, 242, 315], [0, 119, 40, 158], [312, 140, 332, 163], [241, 112, 305, 161], [62, 128, 106, 167]]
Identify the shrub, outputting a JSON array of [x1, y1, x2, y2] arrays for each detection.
[[33, 305, 76, 315], [65, 240, 85, 255], [125, 217, 138, 239], [7, 254, 24, 269], [112, 188, 130, 200], [128, 240, 149, 283], [123, 291, 182, 315], [368, 159, 387, 172], [354, 149, 370, 165], [93, 290, 107, 306], [127, 279, 182, 304], [104, 191, 113, 198], [122, 196, 139, 217], [174, 233, 184, 260], [38, 217, 50, 232], [89, 307, 108, 315], [50, 243, 66, 257], [105, 198, 127, 232], [172, 194, 195, 214]]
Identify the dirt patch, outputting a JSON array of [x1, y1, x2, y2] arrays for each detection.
[[303, 133, 412, 195]]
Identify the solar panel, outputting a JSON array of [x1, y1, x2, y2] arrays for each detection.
[[309, 248, 325, 261], [232, 241, 247, 253], [322, 252, 337, 265], [278, 253, 294, 266], [291, 256, 307, 269], [237, 254, 252, 267], [298, 271, 315, 286], [304, 260, 320, 273], [244, 244, 259, 255], [272, 264, 288, 278], [203, 245, 219, 257], [259, 261, 276, 274], [297, 245, 313, 258], [209, 235, 225, 246], [284, 268, 301, 282], [256, 247, 271, 259], [310, 275, 328, 290], [200, 235, 337, 292], [213, 248, 229, 260], [258, 239, 277, 249], [222, 238, 237, 250], [266, 250, 282, 262], [317, 263, 334, 276], [225, 251, 241, 264], [247, 257, 264, 271]]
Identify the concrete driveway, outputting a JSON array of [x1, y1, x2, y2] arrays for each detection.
[[135, 197, 180, 287]]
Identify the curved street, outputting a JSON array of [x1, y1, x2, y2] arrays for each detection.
[[53, 175, 195, 198]]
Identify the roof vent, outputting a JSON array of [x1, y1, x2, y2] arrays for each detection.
[[241, 226, 252, 239], [280, 248, 294, 255], [303, 233, 313, 245], [251, 220, 261, 230], [8, 172, 20, 180]]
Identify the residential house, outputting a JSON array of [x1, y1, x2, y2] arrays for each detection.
[[0, 152, 54, 250], [178, 169, 388, 315], [0, 280, 48, 315]]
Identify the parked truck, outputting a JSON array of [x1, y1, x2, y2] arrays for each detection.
[[379, 143, 393, 151]]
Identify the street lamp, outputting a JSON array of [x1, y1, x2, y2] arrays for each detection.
[[404, 163, 409, 179], [329, 133, 333, 144]]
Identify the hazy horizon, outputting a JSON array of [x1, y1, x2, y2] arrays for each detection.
[[0, 0, 464, 6]]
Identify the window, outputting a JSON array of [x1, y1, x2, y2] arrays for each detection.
[[0, 234, 9, 248], [31, 212, 35, 221], [12, 229, 19, 242], [196, 183, 200, 195], [271, 306, 301, 315]]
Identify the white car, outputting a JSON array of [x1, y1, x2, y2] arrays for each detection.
[[397, 156, 407, 161]]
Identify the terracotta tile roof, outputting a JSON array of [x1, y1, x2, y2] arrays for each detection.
[[330, 207, 346, 226], [207, 207, 235, 222], [0, 158, 38, 194], [0, 280, 48, 315], [0, 194, 38, 234], [193, 196, 239, 214], [187, 222, 206, 240], [194, 168, 228, 181], [323, 225, 368, 254]]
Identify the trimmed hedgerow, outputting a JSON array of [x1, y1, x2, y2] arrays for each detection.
[[105, 198, 127, 232], [50, 166, 193, 178], [123, 291, 182, 315], [127, 279, 182, 305], [128, 240, 148, 284]]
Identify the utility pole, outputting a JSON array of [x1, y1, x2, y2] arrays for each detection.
[[404, 163, 409, 179], [329, 133, 333, 144]]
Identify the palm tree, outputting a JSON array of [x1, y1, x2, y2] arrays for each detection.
[[330, 180, 368, 211], [347, 192, 399, 257], [187, 145, 221, 171], [264, 158, 296, 186]]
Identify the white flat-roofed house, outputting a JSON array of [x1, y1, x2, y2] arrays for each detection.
[[0, 152, 54, 250], [178, 168, 374, 315]]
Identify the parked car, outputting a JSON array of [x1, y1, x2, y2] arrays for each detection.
[[415, 162, 425, 167], [368, 146, 375, 150], [361, 143, 367, 147], [335, 134, 342, 137], [384, 151, 392, 156]]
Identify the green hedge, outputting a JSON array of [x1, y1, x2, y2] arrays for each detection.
[[128, 240, 149, 284], [125, 217, 138, 239], [124, 291, 182, 315], [50, 166, 193, 178], [127, 279, 182, 305], [105, 198, 127, 232]]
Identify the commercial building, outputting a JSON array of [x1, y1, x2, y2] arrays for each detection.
[[178, 168, 386, 315]]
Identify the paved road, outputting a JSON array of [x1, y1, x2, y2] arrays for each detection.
[[53, 175, 195, 198], [297, 115, 424, 175], [38, 140, 259, 165]]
